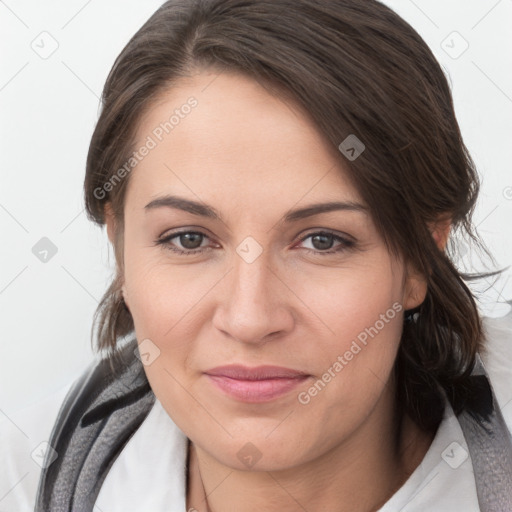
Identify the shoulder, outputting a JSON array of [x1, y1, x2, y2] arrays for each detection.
[[480, 312, 512, 429], [0, 382, 73, 512]]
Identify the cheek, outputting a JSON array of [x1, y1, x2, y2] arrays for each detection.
[[290, 257, 404, 410], [122, 258, 211, 417], [123, 248, 215, 338], [293, 253, 404, 351], [122, 251, 225, 403]]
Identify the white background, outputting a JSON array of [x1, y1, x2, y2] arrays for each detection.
[[1, 0, 511, 415]]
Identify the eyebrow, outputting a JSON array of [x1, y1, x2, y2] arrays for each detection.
[[144, 194, 367, 223]]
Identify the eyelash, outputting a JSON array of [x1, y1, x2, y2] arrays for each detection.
[[154, 230, 355, 256]]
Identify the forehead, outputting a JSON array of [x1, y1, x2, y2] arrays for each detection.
[[127, 70, 362, 212]]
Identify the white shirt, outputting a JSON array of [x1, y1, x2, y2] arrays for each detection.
[[1, 314, 511, 512]]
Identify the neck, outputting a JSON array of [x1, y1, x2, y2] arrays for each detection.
[[186, 384, 438, 512]]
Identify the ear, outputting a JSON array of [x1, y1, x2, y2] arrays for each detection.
[[428, 216, 451, 251], [402, 265, 428, 311], [104, 203, 127, 300], [402, 216, 452, 310], [104, 202, 116, 245]]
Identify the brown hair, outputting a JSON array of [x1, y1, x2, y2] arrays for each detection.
[[84, 0, 498, 431]]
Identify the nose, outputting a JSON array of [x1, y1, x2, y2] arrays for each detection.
[[212, 249, 295, 346]]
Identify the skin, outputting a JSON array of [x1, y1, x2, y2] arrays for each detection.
[[105, 69, 450, 512]]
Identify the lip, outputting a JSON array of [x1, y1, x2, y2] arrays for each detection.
[[204, 365, 311, 403], [205, 364, 309, 380]]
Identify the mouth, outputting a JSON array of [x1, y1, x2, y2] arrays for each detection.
[[204, 365, 311, 403]]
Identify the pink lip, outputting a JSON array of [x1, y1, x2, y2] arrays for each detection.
[[204, 365, 311, 403], [205, 364, 309, 380]]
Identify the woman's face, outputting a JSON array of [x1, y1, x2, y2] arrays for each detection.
[[109, 69, 426, 471]]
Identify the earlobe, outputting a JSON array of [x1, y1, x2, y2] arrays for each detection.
[[120, 284, 130, 312], [104, 202, 116, 245], [403, 268, 428, 311]]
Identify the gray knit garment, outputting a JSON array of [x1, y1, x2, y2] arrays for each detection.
[[34, 339, 155, 512], [456, 354, 512, 511]]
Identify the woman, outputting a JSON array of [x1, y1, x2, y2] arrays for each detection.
[[2, 0, 511, 511]]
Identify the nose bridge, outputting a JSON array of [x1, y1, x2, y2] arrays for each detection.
[[232, 248, 271, 303], [213, 244, 293, 344], [229, 232, 276, 300]]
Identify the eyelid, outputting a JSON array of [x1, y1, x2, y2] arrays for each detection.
[[158, 226, 355, 243], [293, 227, 356, 244], [157, 225, 216, 240]]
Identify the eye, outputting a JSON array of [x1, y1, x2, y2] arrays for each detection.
[[296, 231, 355, 255], [154, 230, 214, 255]]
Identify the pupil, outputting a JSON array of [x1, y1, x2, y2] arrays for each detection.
[[181, 233, 202, 249], [312, 234, 333, 250]]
